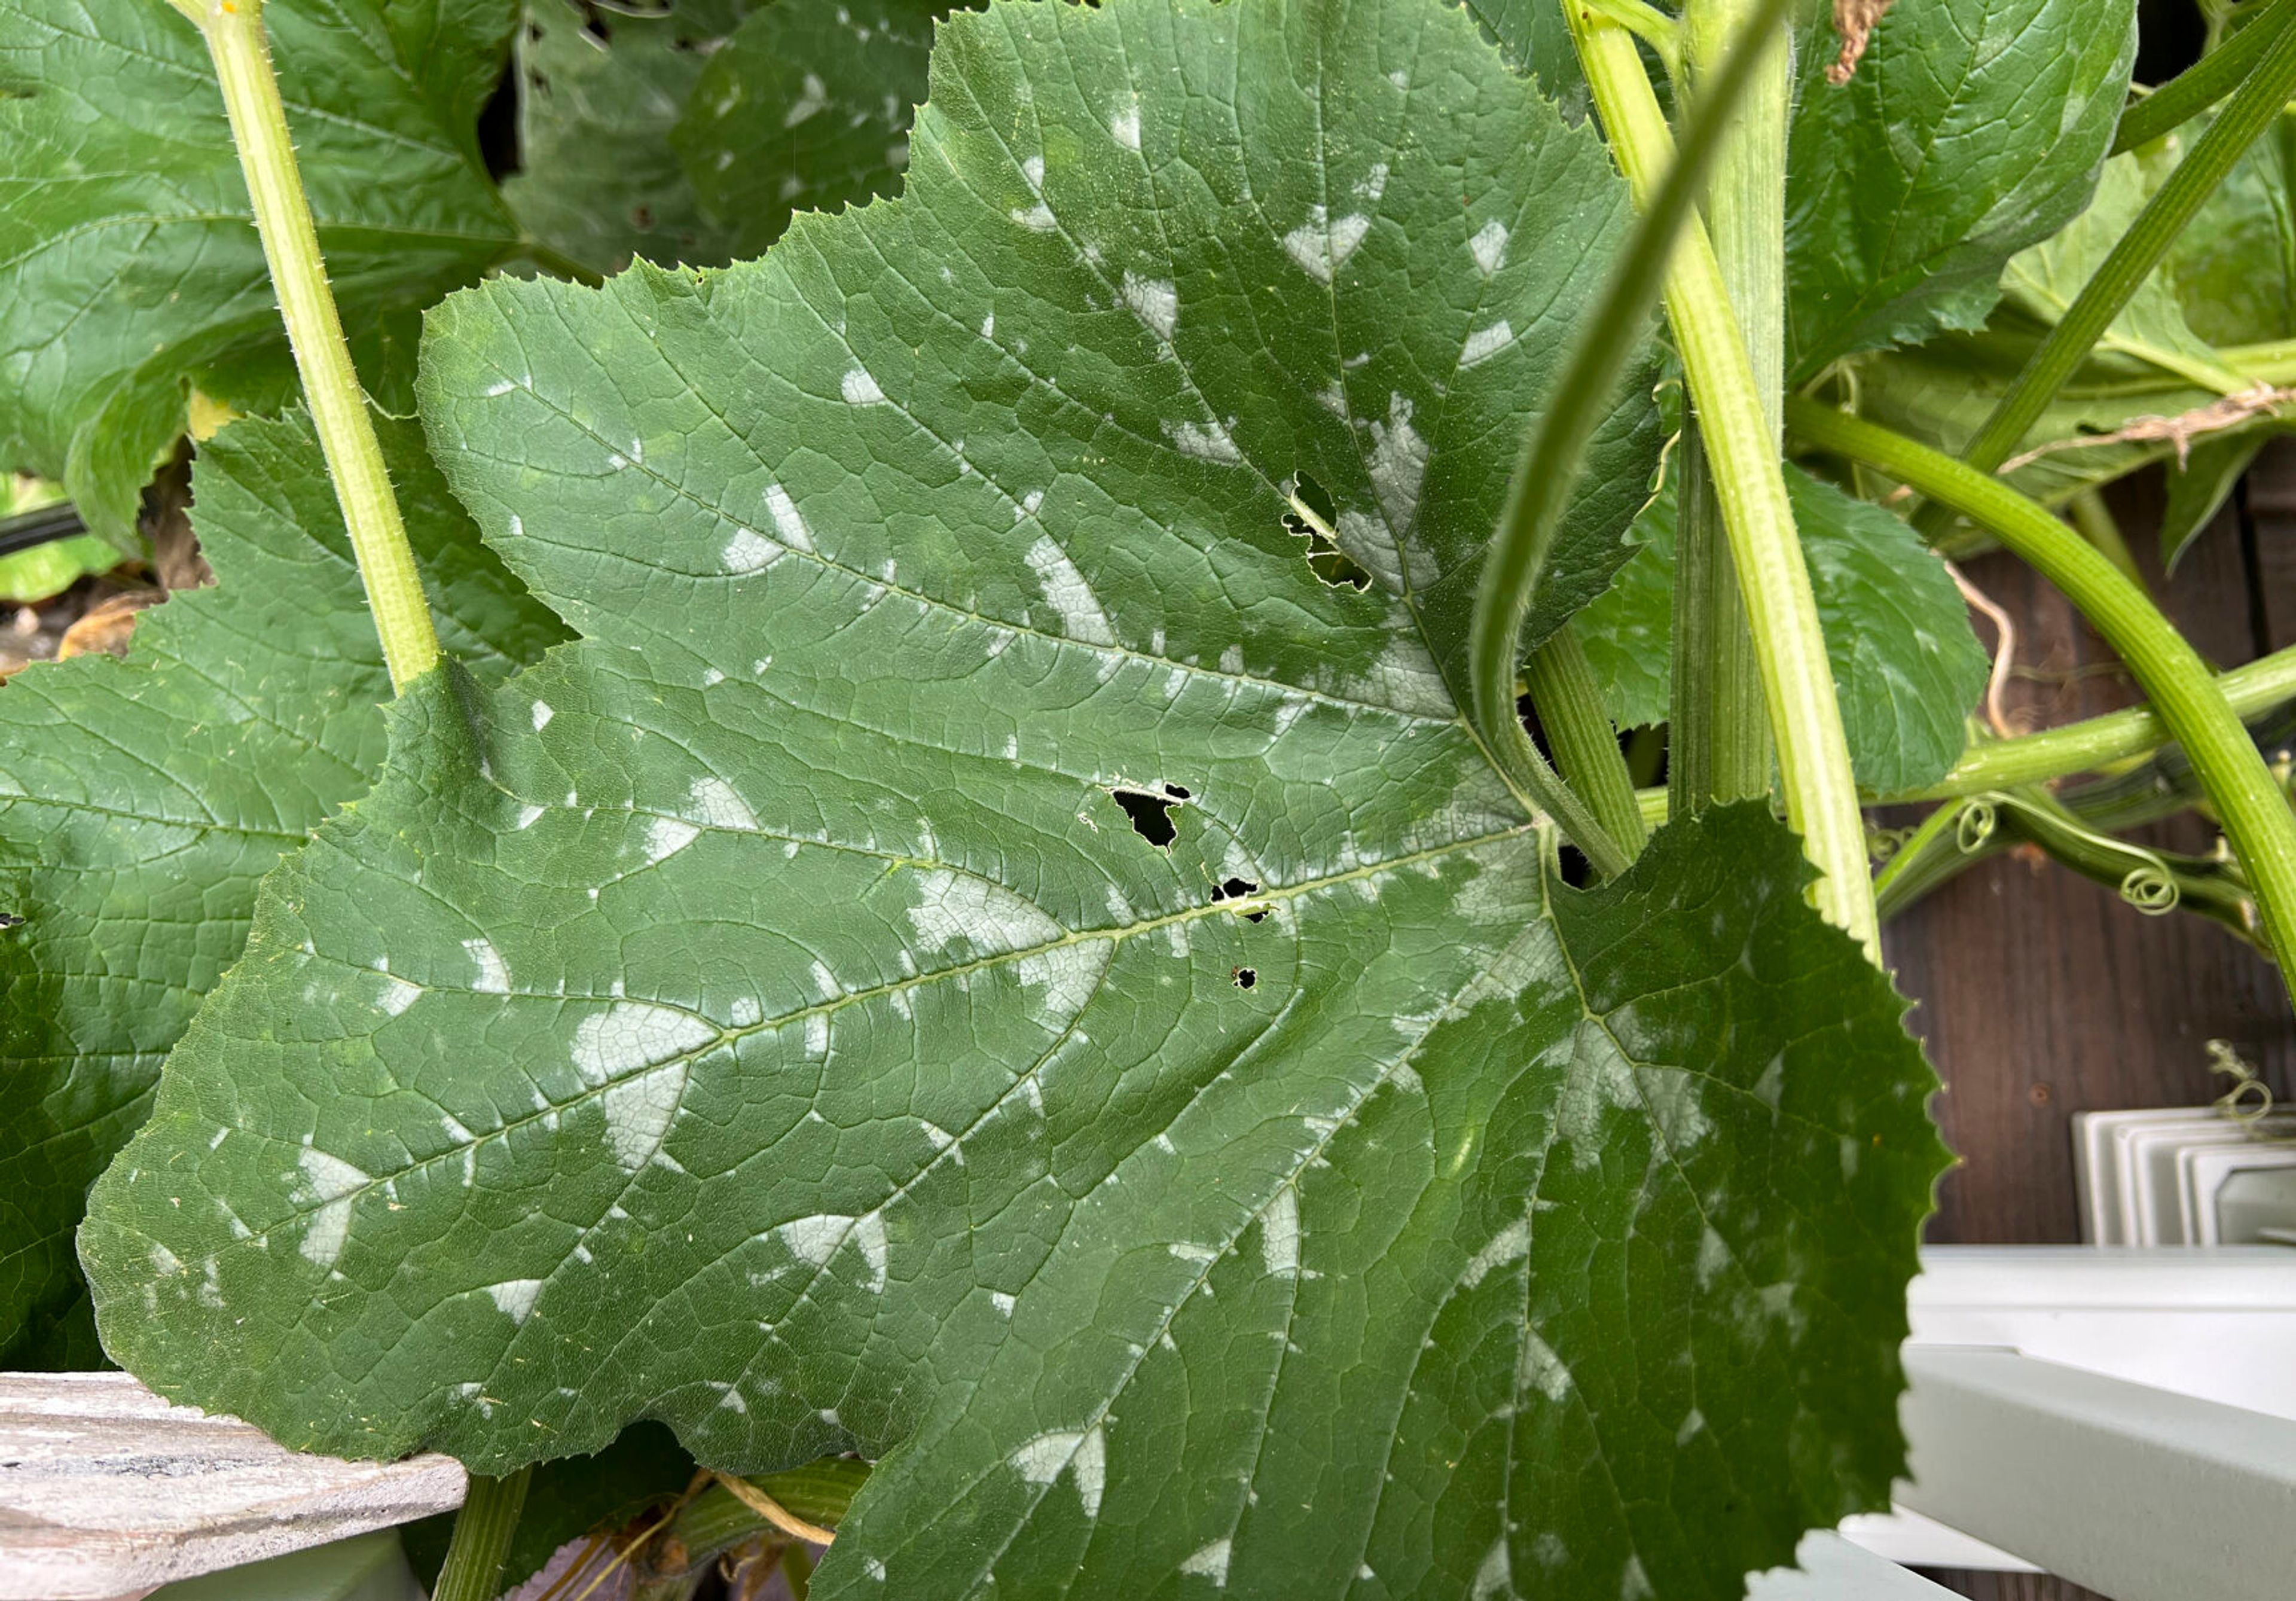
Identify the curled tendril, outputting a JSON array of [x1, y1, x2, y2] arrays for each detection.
[[2206, 1039, 2276, 1126], [1955, 799, 1998, 853], [2119, 864, 2181, 914]]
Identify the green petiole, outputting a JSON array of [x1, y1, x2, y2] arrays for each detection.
[[2111, 0, 2296, 156], [169, 0, 441, 691], [1568, 1, 1881, 960]]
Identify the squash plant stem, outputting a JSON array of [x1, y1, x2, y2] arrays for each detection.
[[432, 1468, 534, 1601], [1567, 4, 1882, 961], [1791, 398, 2296, 986], [1910, 0, 2296, 544], [1669, 0, 1787, 816], [172, 0, 441, 691], [2111, 0, 2296, 157]]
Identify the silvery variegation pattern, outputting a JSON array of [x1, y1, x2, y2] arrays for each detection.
[[81, 1, 1944, 1596]]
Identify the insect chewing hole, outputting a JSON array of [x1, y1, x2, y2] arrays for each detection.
[[1110, 783, 1188, 847], [0, 911, 21, 928], [1232, 967, 1256, 989], [1210, 874, 1267, 920], [1281, 472, 1373, 591]]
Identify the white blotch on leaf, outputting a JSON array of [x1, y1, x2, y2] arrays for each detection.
[[1282, 206, 1370, 283], [1012, 202, 1057, 231], [1368, 394, 1428, 530], [645, 816, 700, 865], [1461, 320, 1516, 369], [1517, 1325, 1572, 1402], [722, 529, 778, 573], [462, 938, 508, 995], [688, 776, 758, 831], [1162, 419, 1241, 463], [1463, 1218, 1529, 1288], [783, 72, 827, 127], [1469, 218, 1510, 276], [1471, 1538, 1511, 1601], [573, 1003, 712, 1087], [530, 700, 554, 731], [1010, 1424, 1106, 1517], [777, 1212, 889, 1292], [486, 1279, 542, 1325], [1179, 1538, 1232, 1585], [763, 484, 815, 551], [1110, 106, 1141, 150], [907, 868, 1061, 956], [1121, 272, 1178, 341], [1024, 535, 1118, 645], [1262, 1186, 1300, 1276], [842, 367, 887, 406], [295, 1148, 368, 1269], [373, 973, 420, 1018]]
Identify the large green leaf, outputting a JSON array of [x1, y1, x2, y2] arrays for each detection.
[[0, 414, 565, 1368], [0, 0, 529, 546], [1577, 463, 1989, 794], [1784, 0, 2136, 377], [506, 0, 767, 274], [81, 1, 1943, 1596], [670, 0, 944, 260], [2169, 113, 2296, 347]]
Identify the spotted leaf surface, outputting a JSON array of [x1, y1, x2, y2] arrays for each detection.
[[82, 1, 1944, 1596], [0, 0, 527, 544], [0, 414, 565, 1367]]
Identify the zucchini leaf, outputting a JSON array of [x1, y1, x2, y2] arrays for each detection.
[[1785, 0, 2137, 376], [0, 0, 526, 546], [82, 2, 1944, 1597], [1577, 463, 1990, 794], [0, 414, 566, 1368]]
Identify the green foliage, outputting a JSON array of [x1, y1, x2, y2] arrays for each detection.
[[1785, 0, 2138, 376], [74, 4, 1946, 1599], [508, 0, 769, 274], [1577, 462, 1990, 794], [673, 0, 944, 259], [0, 414, 564, 1367], [0, 0, 526, 546]]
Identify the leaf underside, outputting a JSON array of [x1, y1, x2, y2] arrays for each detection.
[[0, 415, 564, 1368], [81, 1, 1943, 1597]]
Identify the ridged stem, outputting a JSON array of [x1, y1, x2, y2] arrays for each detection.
[[1570, 5, 1880, 960], [432, 1468, 533, 1601], [177, 0, 440, 690], [1669, 0, 1787, 813], [1523, 625, 1650, 856]]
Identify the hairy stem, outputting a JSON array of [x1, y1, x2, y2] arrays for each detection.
[[1913, 2, 2296, 541], [178, 0, 440, 690], [2112, 0, 2296, 155], [432, 1468, 533, 1601], [1793, 398, 2296, 983], [1468, 0, 1789, 876], [1669, 0, 1787, 814], [1523, 625, 1650, 856], [1571, 5, 1880, 960]]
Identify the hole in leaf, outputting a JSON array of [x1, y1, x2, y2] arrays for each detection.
[[0, 911, 21, 928], [1233, 967, 1256, 989], [1281, 472, 1372, 591], [1111, 788, 1178, 847], [1211, 876, 1258, 901]]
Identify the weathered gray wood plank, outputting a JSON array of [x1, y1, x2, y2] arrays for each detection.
[[0, 1371, 463, 1599]]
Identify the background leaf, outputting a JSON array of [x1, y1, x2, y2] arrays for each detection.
[[670, 0, 944, 260], [1785, 0, 2137, 377], [0, 0, 527, 545], [1577, 463, 1990, 794], [83, 4, 1941, 1599], [0, 413, 564, 1367], [508, 0, 768, 275]]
